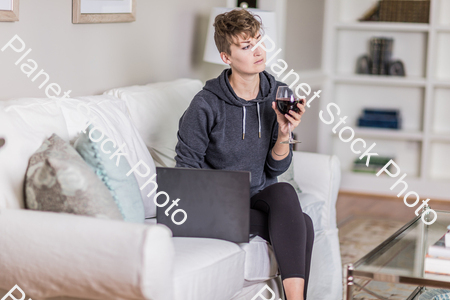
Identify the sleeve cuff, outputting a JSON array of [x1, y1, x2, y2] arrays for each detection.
[[265, 145, 293, 177]]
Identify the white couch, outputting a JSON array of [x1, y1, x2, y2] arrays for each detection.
[[0, 78, 342, 300]]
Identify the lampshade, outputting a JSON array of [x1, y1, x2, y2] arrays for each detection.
[[203, 7, 278, 66]]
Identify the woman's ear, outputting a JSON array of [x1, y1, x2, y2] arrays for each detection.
[[220, 52, 231, 65]]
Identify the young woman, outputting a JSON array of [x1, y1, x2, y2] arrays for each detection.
[[174, 8, 314, 300]]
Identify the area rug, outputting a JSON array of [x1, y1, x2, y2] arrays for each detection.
[[339, 217, 419, 299]]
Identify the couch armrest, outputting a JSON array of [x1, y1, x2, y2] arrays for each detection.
[[292, 151, 341, 229], [0, 209, 175, 300]]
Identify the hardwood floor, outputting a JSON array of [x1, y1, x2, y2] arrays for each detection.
[[336, 192, 450, 228]]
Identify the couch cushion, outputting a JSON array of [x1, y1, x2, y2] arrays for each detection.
[[25, 133, 123, 220], [278, 158, 302, 194], [104, 78, 203, 167], [0, 209, 175, 300], [172, 237, 245, 300], [74, 125, 145, 223], [238, 235, 279, 283], [299, 192, 326, 233]]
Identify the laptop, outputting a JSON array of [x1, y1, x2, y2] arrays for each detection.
[[156, 167, 251, 243]]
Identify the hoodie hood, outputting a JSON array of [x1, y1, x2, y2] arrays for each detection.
[[203, 68, 278, 139], [203, 68, 277, 107]]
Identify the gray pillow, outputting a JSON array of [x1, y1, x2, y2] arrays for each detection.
[[278, 157, 302, 194], [25, 134, 123, 220]]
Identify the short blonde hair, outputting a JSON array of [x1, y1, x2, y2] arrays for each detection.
[[213, 8, 264, 56]]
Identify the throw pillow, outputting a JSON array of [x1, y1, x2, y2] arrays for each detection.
[[74, 125, 145, 223], [104, 79, 204, 167], [25, 134, 123, 220], [278, 157, 302, 194], [60, 96, 158, 219]]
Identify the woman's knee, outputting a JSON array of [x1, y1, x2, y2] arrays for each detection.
[[275, 182, 297, 195], [253, 182, 302, 212], [273, 182, 300, 206]]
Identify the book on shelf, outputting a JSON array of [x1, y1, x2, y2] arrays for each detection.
[[370, 38, 381, 75], [357, 108, 402, 129], [379, 38, 393, 75], [424, 271, 450, 281], [369, 37, 394, 75], [352, 156, 394, 174], [425, 255, 450, 276], [424, 233, 450, 276], [428, 233, 450, 259]]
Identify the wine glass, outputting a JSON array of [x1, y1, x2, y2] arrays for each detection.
[[275, 86, 305, 144]]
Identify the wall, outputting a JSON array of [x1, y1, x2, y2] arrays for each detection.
[[284, 0, 325, 153], [0, 0, 225, 100], [285, 0, 325, 71]]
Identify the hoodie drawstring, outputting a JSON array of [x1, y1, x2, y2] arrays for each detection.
[[242, 103, 261, 140], [242, 106, 246, 139], [257, 102, 261, 138]]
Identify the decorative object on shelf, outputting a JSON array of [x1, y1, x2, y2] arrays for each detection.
[[0, 0, 18, 22], [379, 0, 430, 23], [238, 0, 257, 8], [389, 60, 406, 76], [356, 37, 406, 76], [357, 108, 402, 129], [72, 0, 136, 24], [359, 2, 380, 21], [356, 55, 371, 74], [352, 156, 394, 174], [359, 0, 430, 23]]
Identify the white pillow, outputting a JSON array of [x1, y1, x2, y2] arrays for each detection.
[[60, 96, 158, 219], [0, 99, 70, 209], [104, 78, 203, 167]]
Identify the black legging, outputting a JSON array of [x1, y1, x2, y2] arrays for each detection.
[[250, 182, 314, 300]]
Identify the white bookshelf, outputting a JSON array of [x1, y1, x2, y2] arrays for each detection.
[[320, 0, 450, 201]]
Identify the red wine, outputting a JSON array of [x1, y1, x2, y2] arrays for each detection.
[[276, 97, 304, 115]]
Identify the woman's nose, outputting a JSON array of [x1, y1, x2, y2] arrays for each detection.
[[253, 45, 263, 56]]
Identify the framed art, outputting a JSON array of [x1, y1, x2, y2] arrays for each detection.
[[0, 0, 19, 22], [72, 0, 136, 24]]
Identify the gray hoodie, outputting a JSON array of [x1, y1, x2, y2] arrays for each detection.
[[175, 68, 293, 197]]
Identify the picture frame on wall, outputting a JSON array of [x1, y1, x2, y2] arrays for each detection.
[[0, 0, 19, 22], [72, 0, 136, 24]]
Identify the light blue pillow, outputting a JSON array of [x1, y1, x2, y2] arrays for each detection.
[[74, 125, 145, 223]]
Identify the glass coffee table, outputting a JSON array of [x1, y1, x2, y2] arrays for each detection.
[[343, 206, 450, 300]]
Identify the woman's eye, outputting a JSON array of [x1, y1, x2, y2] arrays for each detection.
[[243, 45, 250, 50]]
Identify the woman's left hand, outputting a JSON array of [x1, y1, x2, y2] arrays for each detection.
[[271, 100, 306, 136]]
